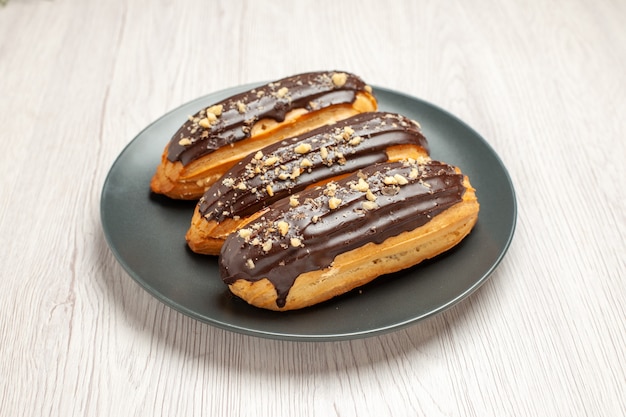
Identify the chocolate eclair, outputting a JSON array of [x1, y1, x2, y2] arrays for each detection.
[[150, 71, 377, 199], [219, 160, 479, 311], [186, 112, 430, 255]]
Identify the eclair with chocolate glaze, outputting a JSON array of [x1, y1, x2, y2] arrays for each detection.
[[186, 112, 430, 255], [150, 71, 377, 199], [219, 160, 479, 311]]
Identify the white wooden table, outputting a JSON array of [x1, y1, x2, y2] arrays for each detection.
[[1, 0, 624, 415]]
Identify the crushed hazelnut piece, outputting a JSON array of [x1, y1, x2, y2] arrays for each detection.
[[409, 168, 419, 179], [364, 85, 373, 93], [362, 201, 378, 211], [207, 105, 223, 116], [300, 158, 313, 168], [294, 143, 312, 154], [222, 177, 235, 187], [383, 176, 398, 185], [366, 190, 376, 201], [331, 72, 348, 87], [291, 167, 301, 179], [290, 237, 302, 247], [262, 240, 273, 252], [349, 136, 362, 146], [246, 258, 255, 269], [394, 174, 409, 185], [264, 156, 279, 166], [198, 118, 212, 128], [325, 182, 338, 196], [353, 178, 369, 192], [236, 182, 247, 190], [277, 221, 290, 236], [266, 185, 274, 197], [328, 197, 342, 209], [320, 146, 329, 160], [289, 196, 299, 207], [178, 137, 192, 146], [276, 87, 289, 98], [238, 229, 252, 239], [342, 126, 354, 139], [236, 101, 247, 113], [254, 151, 264, 160]]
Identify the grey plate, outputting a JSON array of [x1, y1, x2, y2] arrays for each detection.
[[101, 84, 516, 341]]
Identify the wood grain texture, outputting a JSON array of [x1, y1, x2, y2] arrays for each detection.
[[0, 0, 624, 416]]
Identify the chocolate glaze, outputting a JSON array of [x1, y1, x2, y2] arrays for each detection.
[[198, 112, 428, 222], [167, 71, 370, 165], [219, 160, 466, 308]]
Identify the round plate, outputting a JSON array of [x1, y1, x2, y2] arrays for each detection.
[[101, 84, 516, 341]]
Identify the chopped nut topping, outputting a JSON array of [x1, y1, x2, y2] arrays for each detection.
[[277, 221, 290, 236], [262, 240, 273, 252], [331, 72, 348, 87], [264, 156, 279, 166], [409, 168, 419, 179], [351, 177, 369, 192], [198, 118, 212, 128], [324, 182, 338, 196], [394, 174, 409, 185], [294, 143, 312, 154], [291, 166, 301, 179], [266, 184, 274, 197], [289, 196, 299, 207], [290, 237, 302, 247], [254, 151, 264, 160], [383, 176, 398, 185], [300, 158, 313, 168], [178, 137, 192, 146], [239, 229, 252, 239], [236, 101, 247, 113], [207, 105, 223, 116], [364, 85, 373, 93], [366, 190, 376, 201], [328, 197, 342, 209], [320, 146, 329, 160], [236, 182, 247, 190], [362, 201, 378, 211], [246, 258, 255, 269], [276, 87, 289, 98], [342, 126, 355, 139], [349, 136, 362, 146], [222, 177, 235, 187]]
